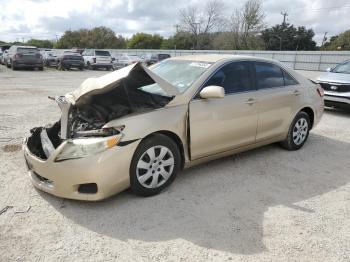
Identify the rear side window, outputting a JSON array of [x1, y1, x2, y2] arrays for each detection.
[[283, 70, 298, 86], [95, 50, 110, 56], [255, 62, 284, 89], [205, 61, 254, 94]]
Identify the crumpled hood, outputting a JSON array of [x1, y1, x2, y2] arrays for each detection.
[[65, 62, 179, 105], [317, 72, 350, 84]]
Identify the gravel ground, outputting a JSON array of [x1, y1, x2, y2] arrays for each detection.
[[0, 65, 349, 262]]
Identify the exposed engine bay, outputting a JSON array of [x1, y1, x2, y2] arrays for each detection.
[[27, 63, 173, 160]]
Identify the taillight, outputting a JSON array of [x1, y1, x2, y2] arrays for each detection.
[[93, 58, 96, 63], [15, 53, 23, 59], [316, 84, 324, 97], [36, 53, 42, 59]]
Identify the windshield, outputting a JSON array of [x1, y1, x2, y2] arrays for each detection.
[[139, 60, 212, 96], [95, 50, 111, 56], [18, 48, 38, 53], [332, 61, 350, 74]]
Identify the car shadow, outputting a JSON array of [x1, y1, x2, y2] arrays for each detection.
[[41, 133, 350, 254], [325, 107, 350, 115]]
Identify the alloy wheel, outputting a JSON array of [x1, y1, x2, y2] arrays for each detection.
[[136, 145, 175, 189], [293, 117, 308, 145]]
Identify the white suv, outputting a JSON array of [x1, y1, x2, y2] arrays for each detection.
[[82, 49, 113, 70]]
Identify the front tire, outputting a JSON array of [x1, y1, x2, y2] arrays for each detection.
[[281, 111, 310, 150], [130, 134, 181, 196]]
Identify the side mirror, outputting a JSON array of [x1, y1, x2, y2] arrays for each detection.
[[199, 85, 225, 99], [326, 67, 332, 72]]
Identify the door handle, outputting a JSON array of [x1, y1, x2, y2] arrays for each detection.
[[292, 90, 301, 96], [245, 98, 257, 105]]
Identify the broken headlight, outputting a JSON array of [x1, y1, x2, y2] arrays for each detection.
[[55, 135, 122, 161]]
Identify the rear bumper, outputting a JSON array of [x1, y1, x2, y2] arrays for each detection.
[[61, 61, 84, 68], [13, 61, 43, 68], [23, 134, 140, 201], [92, 63, 113, 67]]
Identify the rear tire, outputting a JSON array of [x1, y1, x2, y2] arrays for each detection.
[[281, 111, 310, 151], [11, 61, 16, 70], [87, 62, 93, 70], [130, 134, 181, 196]]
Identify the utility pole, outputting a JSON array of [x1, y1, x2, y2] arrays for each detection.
[[193, 22, 200, 50], [321, 32, 328, 47], [281, 11, 288, 25]]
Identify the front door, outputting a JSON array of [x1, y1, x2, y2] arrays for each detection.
[[189, 61, 258, 160]]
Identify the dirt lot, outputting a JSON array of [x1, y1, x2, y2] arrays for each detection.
[[0, 65, 349, 262]]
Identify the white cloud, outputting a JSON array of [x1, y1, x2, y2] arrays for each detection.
[[0, 0, 349, 45]]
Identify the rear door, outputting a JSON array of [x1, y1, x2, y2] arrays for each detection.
[[189, 61, 258, 159], [254, 62, 301, 142]]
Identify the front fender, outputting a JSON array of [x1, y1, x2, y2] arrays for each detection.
[[103, 104, 188, 152]]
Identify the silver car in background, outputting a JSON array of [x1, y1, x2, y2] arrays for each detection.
[[113, 54, 141, 69], [43, 50, 59, 67], [317, 60, 350, 110]]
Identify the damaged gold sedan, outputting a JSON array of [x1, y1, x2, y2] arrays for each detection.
[[23, 55, 324, 200]]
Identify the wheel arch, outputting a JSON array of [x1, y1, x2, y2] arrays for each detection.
[[299, 107, 314, 129], [142, 130, 185, 170]]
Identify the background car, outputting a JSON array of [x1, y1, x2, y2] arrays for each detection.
[[57, 51, 84, 70], [1, 50, 9, 65], [317, 60, 350, 110], [82, 49, 113, 70], [112, 54, 141, 69], [144, 53, 171, 65], [6, 45, 43, 70], [43, 50, 59, 67], [0, 44, 11, 65]]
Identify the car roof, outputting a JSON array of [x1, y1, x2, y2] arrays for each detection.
[[14, 45, 37, 49], [170, 54, 278, 64]]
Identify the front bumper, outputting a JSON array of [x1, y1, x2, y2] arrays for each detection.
[[23, 134, 140, 201], [324, 91, 350, 105]]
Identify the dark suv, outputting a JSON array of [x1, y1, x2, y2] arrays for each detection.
[[7, 45, 44, 70], [57, 51, 84, 70], [145, 53, 171, 65]]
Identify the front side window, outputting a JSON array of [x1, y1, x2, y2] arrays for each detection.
[[204, 61, 254, 94], [255, 62, 284, 89]]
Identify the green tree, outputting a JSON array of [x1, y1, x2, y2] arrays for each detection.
[[162, 32, 194, 49], [127, 33, 163, 49], [26, 39, 54, 48], [54, 27, 126, 49], [321, 30, 350, 50], [261, 23, 316, 51]]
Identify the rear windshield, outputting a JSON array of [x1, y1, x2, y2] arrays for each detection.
[[158, 54, 170, 59], [95, 50, 111, 56], [17, 48, 38, 53]]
